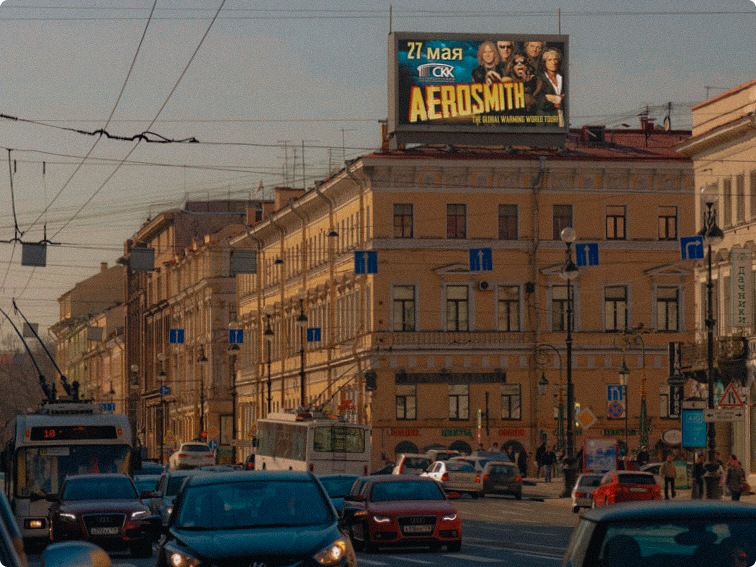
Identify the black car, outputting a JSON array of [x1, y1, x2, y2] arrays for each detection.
[[156, 470, 357, 567], [563, 500, 756, 567]]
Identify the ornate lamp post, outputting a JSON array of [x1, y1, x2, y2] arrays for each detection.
[[157, 352, 167, 465], [264, 314, 274, 414], [535, 343, 564, 451], [560, 227, 579, 498], [618, 360, 630, 450], [699, 200, 724, 498], [196, 347, 208, 439], [296, 298, 308, 408], [614, 325, 649, 453], [228, 340, 240, 464]]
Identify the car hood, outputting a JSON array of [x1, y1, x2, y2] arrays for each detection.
[[61, 499, 149, 514], [367, 500, 456, 515], [172, 523, 337, 558]]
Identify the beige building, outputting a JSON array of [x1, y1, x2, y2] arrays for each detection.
[[232, 126, 696, 471], [678, 80, 756, 476]]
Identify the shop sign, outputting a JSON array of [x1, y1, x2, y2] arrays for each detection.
[[441, 428, 472, 437], [499, 428, 525, 437], [390, 428, 419, 437]]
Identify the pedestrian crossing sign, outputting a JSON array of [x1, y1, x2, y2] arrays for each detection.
[[718, 383, 744, 407]]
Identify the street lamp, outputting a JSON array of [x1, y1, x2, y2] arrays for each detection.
[[264, 314, 274, 414], [699, 199, 724, 499], [157, 352, 167, 465], [536, 343, 564, 451], [618, 360, 630, 450], [560, 227, 579, 498], [296, 298, 308, 409], [228, 335, 240, 464], [197, 347, 208, 440], [538, 373, 549, 396]]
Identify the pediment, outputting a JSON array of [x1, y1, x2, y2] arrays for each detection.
[[434, 263, 472, 276]]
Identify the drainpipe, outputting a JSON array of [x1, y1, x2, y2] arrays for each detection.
[[314, 181, 337, 402], [345, 160, 368, 424]]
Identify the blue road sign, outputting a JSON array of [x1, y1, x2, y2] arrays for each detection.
[[229, 329, 244, 344], [159, 385, 171, 396], [469, 248, 493, 272], [680, 235, 704, 260], [99, 403, 115, 412], [607, 384, 623, 401], [575, 243, 599, 267], [306, 327, 321, 342], [208, 440, 219, 450], [169, 329, 185, 344], [682, 409, 706, 447], [354, 250, 378, 274]]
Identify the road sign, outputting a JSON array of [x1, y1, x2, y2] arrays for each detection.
[[718, 383, 744, 407], [577, 407, 597, 430], [469, 248, 493, 271], [682, 409, 706, 447], [306, 327, 321, 342], [607, 384, 623, 401], [169, 328, 185, 344], [99, 402, 115, 412], [229, 329, 244, 344], [354, 250, 377, 274], [159, 385, 170, 396], [704, 407, 746, 422], [682, 400, 707, 410], [680, 236, 704, 260], [575, 243, 599, 266], [208, 439, 219, 450], [607, 401, 624, 419]]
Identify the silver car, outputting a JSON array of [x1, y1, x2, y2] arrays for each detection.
[[571, 473, 603, 513], [150, 469, 206, 526]]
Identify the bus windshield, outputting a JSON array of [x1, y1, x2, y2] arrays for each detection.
[[16, 444, 131, 498], [312, 426, 366, 453]]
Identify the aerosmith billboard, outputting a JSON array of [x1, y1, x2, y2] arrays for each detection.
[[387, 32, 569, 148]]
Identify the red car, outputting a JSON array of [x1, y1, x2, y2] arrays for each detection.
[[345, 475, 462, 552], [592, 470, 661, 507], [47, 473, 160, 557]]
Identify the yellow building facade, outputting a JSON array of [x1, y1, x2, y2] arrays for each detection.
[[233, 127, 696, 471]]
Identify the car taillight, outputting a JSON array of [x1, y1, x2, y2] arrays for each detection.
[[442, 473, 449, 481], [475, 474, 481, 483], [399, 463, 404, 473], [205, 453, 213, 458], [178, 453, 187, 458], [309, 463, 315, 472], [575, 492, 586, 498], [514, 476, 521, 482], [363, 465, 368, 476], [483, 473, 489, 481]]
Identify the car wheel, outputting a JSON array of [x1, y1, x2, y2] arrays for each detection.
[[471, 492, 479, 499], [447, 540, 462, 552], [572, 505, 580, 513], [515, 491, 522, 500], [131, 541, 153, 558]]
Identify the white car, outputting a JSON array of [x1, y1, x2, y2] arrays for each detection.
[[168, 442, 215, 470], [571, 472, 603, 513]]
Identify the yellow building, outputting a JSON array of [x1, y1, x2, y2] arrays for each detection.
[[233, 126, 696, 471], [678, 80, 756, 477]]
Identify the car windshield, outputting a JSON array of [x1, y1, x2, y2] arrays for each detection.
[[445, 462, 474, 472], [134, 477, 159, 492], [617, 474, 656, 485], [404, 457, 431, 469], [175, 480, 332, 530], [580, 475, 603, 487], [594, 519, 756, 566], [182, 444, 211, 452], [319, 477, 356, 498], [63, 476, 138, 500], [370, 481, 445, 502], [167, 474, 194, 496]]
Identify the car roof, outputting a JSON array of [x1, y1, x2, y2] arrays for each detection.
[[581, 500, 756, 522], [367, 475, 439, 485], [178, 442, 211, 448], [317, 473, 360, 480], [64, 473, 131, 482], [184, 470, 316, 487]]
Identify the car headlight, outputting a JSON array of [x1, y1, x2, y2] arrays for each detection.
[[441, 513, 457, 522], [131, 510, 150, 520], [165, 543, 202, 567], [371, 515, 392, 524], [58, 513, 77, 523], [313, 538, 347, 566], [166, 506, 173, 517]]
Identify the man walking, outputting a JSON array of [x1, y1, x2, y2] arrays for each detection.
[[692, 454, 705, 499], [542, 445, 556, 483], [535, 441, 546, 478], [661, 453, 677, 499], [726, 455, 746, 501]]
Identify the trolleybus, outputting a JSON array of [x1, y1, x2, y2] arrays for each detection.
[[0, 402, 133, 543], [256, 412, 370, 474]]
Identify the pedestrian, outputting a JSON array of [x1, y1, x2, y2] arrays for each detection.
[[517, 447, 528, 478], [726, 456, 746, 501], [637, 445, 650, 467], [692, 454, 705, 499], [542, 446, 556, 483], [661, 453, 676, 499], [506, 444, 516, 463], [490, 442, 500, 453], [535, 441, 546, 479]]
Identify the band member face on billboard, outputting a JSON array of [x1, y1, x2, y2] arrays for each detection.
[[511, 56, 532, 80], [543, 49, 561, 74], [524, 41, 544, 61], [496, 40, 514, 63], [480, 42, 497, 66]]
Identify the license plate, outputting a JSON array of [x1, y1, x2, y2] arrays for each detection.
[[403, 525, 433, 534], [90, 527, 119, 536], [630, 488, 648, 493]]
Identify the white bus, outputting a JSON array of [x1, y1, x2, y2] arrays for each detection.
[[256, 412, 370, 474], [0, 402, 133, 543]]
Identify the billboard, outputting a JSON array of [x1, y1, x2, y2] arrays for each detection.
[[388, 32, 569, 148]]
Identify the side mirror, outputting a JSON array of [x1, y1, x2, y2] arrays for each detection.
[[44, 542, 111, 567], [350, 494, 364, 502]]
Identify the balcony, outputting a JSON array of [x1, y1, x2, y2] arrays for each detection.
[[680, 335, 748, 383], [371, 330, 536, 350]]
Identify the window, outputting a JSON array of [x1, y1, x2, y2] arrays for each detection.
[[736, 174, 745, 224], [501, 384, 521, 420], [606, 206, 626, 240], [723, 178, 732, 227], [498, 204, 518, 240], [498, 285, 520, 331], [447, 204, 466, 239], [552, 285, 570, 331], [392, 285, 416, 331], [656, 287, 679, 331], [553, 204, 573, 240], [396, 384, 416, 420], [604, 286, 627, 331], [448, 384, 469, 420], [446, 285, 469, 331], [658, 206, 677, 240], [393, 204, 413, 238]]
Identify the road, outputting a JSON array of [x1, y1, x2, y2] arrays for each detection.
[[27, 484, 579, 567]]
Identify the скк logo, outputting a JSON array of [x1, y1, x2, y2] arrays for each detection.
[[417, 63, 455, 80]]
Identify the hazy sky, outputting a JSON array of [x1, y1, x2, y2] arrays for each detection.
[[0, 0, 752, 333]]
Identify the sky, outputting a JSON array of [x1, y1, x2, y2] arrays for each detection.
[[0, 0, 752, 335]]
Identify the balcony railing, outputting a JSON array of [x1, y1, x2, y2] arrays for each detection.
[[371, 330, 536, 350], [680, 336, 747, 370]]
